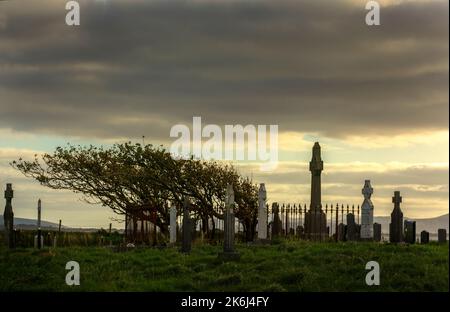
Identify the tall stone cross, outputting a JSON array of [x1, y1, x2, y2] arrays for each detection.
[[360, 180, 374, 240], [392, 191, 402, 207], [257, 183, 267, 240], [3, 183, 15, 248], [389, 191, 404, 243]]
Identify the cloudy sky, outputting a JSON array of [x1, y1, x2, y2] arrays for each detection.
[[0, 0, 448, 228]]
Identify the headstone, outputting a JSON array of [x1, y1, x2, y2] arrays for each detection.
[[420, 230, 429, 244], [219, 184, 240, 261], [346, 213, 357, 241], [271, 203, 282, 237], [304, 142, 327, 240], [257, 183, 268, 240], [373, 223, 382, 242], [37, 199, 42, 249], [438, 229, 447, 243], [337, 223, 346, 241], [181, 198, 192, 253], [3, 183, 15, 248], [404, 220, 416, 244], [34, 235, 44, 248], [389, 191, 404, 243], [170, 205, 177, 244], [360, 180, 374, 239]]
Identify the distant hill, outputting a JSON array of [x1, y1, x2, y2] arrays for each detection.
[[0, 215, 121, 232], [373, 213, 449, 234], [0, 215, 62, 229]]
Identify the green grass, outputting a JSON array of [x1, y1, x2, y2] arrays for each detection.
[[0, 241, 448, 291]]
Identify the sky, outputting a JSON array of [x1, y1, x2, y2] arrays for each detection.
[[0, 0, 448, 228]]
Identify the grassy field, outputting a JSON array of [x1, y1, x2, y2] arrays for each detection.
[[0, 241, 448, 292]]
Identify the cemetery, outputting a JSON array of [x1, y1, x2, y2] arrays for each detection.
[[1, 142, 448, 291]]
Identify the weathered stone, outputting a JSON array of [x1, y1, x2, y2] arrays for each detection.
[[257, 183, 268, 240], [404, 220, 416, 244], [219, 184, 240, 261], [389, 191, 404, 243], [271, 202, 282, 237], [346, 213, 357, 241], [304, 142, 327, 240], [420, 230, 429, 244], [170, 205, 177, 244], [438, 228, 447, 243], [337, 223, 346, 241], [181, 198, 192, 253], [373, 223, 382, 242], [360, 180, 374, 239], [3, 184, 15, 249]]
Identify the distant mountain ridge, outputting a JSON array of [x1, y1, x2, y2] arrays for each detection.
[[373, 213, 449, 234], [0, 215, 62, 229]]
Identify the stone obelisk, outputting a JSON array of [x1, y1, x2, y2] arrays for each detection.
[[257, 183, 268, 241], [360, 180, 374, 240], [3, 184, 15, 249], [304, 142, 327, 241]]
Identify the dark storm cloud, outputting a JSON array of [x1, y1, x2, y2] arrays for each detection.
[[0, 0, 448, 140]]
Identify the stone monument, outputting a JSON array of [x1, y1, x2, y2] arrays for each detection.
[[219, 184, 240, 261], [346, 213, 357, 241], [404, 220, 416, 244], [181, 198, 192, 253], [170, 205, 177, 244], [389, 191, 404, 243], [271, 202, 282, 237], [420, 230, 429, 244], [438, 229, 447, 243], [3, 183, 14, 249], [360, 180, 374, 240], [304, 142, 327, 240], [373, 223, 382, 242], [257, 183, 268, 241]]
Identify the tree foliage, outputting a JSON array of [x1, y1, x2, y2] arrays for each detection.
[[11, 142, 259, 240]]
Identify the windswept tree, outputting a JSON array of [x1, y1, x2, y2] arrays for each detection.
[[12, 142, 259, 240]]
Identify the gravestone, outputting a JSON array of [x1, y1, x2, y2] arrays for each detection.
[[34, 235, 44, 248], [257, 183, 268, 240], [373, 223, 382, 242], [420, 230, 429, 244], [170, 205, 177, 244], [360, 180, 374, 239], [37, 199, 42, 249], [438, 229, 447, 243], [219, 184, 240, 261], [271, 203, 282, 238], [181, 198, 192, 253], [304, 142, 327, 240], [346, 213, 357, 241], [337, 223, 346, 241], [389, 191, 404, 243], [3, 183, 15, 248], [404, 220, 416, 244]]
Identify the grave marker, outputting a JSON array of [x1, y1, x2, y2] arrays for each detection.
[[219, 184, 240, 261], [3, 183, 15, 248], [257, 183, 268, 240], [389, 191, 404, 243], [170, 205, 177, 244]]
